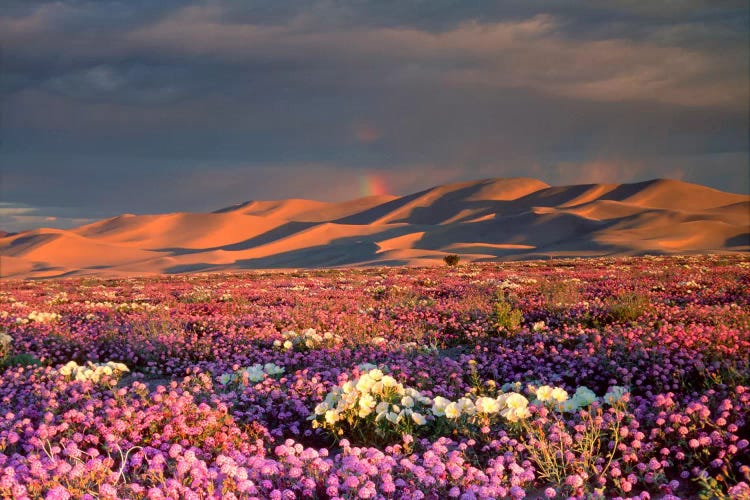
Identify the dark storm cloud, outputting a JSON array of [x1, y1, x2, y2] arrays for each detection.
[[1, 0, 748, 231]]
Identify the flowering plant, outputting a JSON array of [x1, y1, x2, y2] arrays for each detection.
[[0, 331, 12, 359], [58, 360, 130, 384], [313, 367, 542, 446], [15, 311, 61, 324], [518, 384, 631, 496], [431, 390, 533, 442], [274, 328, 340, 351], [219, 363, 285, 387], [310, 368, 433, 446]]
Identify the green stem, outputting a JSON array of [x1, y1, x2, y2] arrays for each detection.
[[601, 408, 622, 478]]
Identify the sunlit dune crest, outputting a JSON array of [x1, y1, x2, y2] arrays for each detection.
[[1, 178, 748, 278], [376, 232, 426, 254], [217, 195, 398, 222]]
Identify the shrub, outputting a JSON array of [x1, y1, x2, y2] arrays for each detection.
[[606, 292, 650, 323], [0, 353, 42, 369], [490, 292, 524, 334], [443, 254, 461, 267]]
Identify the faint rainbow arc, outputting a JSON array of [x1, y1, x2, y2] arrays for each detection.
[[359, 174, 389, 196]]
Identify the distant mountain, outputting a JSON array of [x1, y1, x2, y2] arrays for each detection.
[[1, 178, 748, 278]]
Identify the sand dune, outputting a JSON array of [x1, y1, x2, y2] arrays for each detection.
[[216, 195, 398, 222], [613, 179, 748, 210], [1, 229, 162, 270], [376, 232, 426, 254], [1, 178, 748, 278], [74, 212, 290, 250]]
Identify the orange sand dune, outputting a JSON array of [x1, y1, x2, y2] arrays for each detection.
[[612, 179, 748, 211], [74, 212, 289, 250], [1, 178, 748, 278], [558, 184, 620, 208], [596, 218, 745, 253], [701, 201, 750, 226], [557, 200, 666, 221], [357, 177, 548, 225], [376, 232, 426, 254], [466, 178, 550, 201], [217, 195, 397, 222]]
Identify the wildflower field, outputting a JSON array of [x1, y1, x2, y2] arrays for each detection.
[[1, 255, 749, 499]]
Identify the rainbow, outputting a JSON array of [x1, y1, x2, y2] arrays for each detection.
[[359, 174, 389, 197]]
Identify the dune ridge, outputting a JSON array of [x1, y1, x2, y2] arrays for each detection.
[[1, 177, 748, 279]]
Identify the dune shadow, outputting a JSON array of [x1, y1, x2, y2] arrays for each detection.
[[9, 235, 39, 247], [155, 221, 319, 255], [339, 179, 555, 225], [593, 180, 659, 202], [236, 241, 381, 268], [31, 263, 66, 272], [165, 263, 224, 274], [511, 183, 604, 207], [392, 182, 508, 224], [22, 267, 82, 280], [351, 259, 413, 267], [488, 181, 650, 211], [444, 244, 537, 256], [414, 211, 613, 251], [9, 233, 58, 249], [337, 180, 664, 226], [334, 190, 431, 224], [212, 201, 252, 214], [163, 225, 430, 273], [231, 225, 420, 268], [726, 233, 750, 247]]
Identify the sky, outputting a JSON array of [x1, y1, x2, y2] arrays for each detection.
[[1, 0, 748, 232]]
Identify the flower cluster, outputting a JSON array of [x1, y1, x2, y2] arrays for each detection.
[[180, 285, 213, 303], [603, 385, 629, 405], [219, 362, 285, 386], [0, 331, 12, 358], [15, 311, 60, 324], [433, 391, 532, 424], [112, 301, 168, 313], [81, 300, 169, 313], [273, 328, 340, 351], [312, 369, 580, 446], [57, 360, 130, 383], [47, 292, 69, 305], [529, 384, 618, 412], [532, 320, 546, 332], [311, 368, 433, 445]]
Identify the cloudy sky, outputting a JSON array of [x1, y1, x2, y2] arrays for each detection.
[[1, 0, 748, 232]]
